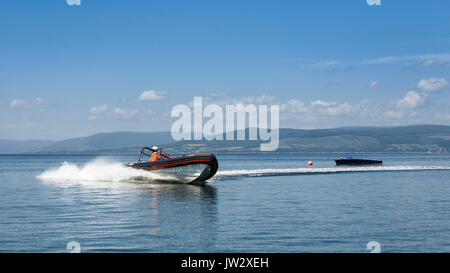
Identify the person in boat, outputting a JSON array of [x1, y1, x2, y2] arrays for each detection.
[[149, 146, 171, 161]]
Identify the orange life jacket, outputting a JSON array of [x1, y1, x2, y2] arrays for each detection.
[[150, 151, 160, 162], [150, 150, 170, 162]]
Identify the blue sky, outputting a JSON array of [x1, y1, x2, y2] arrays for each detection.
[[1, 0, 450, 140]]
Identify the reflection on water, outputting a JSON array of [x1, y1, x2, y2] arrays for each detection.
[[143, 183, 217, 202], [134, 183, 218, 252], [142, 183, 218, 249]]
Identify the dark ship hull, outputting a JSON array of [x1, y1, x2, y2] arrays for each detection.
[[335, 159, 382, 166]]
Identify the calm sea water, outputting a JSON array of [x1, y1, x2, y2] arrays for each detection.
[[1, 153, 450, 253]]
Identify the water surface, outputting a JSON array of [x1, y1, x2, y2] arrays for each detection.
[[1, 153, 450, 252]]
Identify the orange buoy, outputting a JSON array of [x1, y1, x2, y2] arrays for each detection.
[[307, 161, 313, 166]]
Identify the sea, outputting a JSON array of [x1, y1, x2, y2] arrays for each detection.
[[1, 153, 450, 253]]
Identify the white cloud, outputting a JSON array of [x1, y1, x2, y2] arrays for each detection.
[[139, 90, 167, 101], [282, 99, 355, 117], [370, 81, 379, 87], [297, 52, 450, 71], [282, 98, 361, 118], [187, 93, 277, 108], [409, 111, 418, 118], [417, 78, 448, 92], [356, 99, 381, 119], [435, 113, 450, 120], [422, 59, 437, 66], [88, 115, 97, 120], [396, 90, 426, 109], [10, 99, 26, 107], [384, 109, 418, 119], [113, 108, 139, 118], [384, 110, 404, 119], [89, 104, 108, 114], [326, 102, 352, 116], [282, 99, 307, 113], [307, 61, 339, 68], [311, 100, 336, 107], [239, 95, 276, 104], [364, 53, 450, 64], [9, 98, 44, 108], [180, 91, 445, 127]]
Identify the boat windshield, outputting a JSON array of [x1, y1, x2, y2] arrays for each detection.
[[138, 147, 171, 162], [138, 147, 157, 163]]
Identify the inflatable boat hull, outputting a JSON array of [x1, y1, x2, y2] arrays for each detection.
[[128, 153, 218, 184]]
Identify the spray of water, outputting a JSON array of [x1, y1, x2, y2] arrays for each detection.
[[37, 157, 171, 182]]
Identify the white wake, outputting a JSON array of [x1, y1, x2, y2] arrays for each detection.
[[37, 157, 450, 183], [36, 157, 172, 182], [214, 165, 450, 180]]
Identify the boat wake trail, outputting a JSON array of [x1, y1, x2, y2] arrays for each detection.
[[37, 157, 450, 183], [213, 165, 450, 180], [37, 157, 175, 183]]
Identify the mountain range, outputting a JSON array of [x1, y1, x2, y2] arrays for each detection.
[[1, 125, 450, 154]]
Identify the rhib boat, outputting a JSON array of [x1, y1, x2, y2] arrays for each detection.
[[335, 157, 382, 166], [127, 147, 218, 184]]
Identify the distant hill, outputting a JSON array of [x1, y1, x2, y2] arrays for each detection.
[[29, 131, 175, 153], [1, 125, 450, 154], [0, 139, 56, 154], [160, 125, 450, 154]]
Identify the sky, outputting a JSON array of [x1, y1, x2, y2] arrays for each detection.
[[1, 0, 450, 140]]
